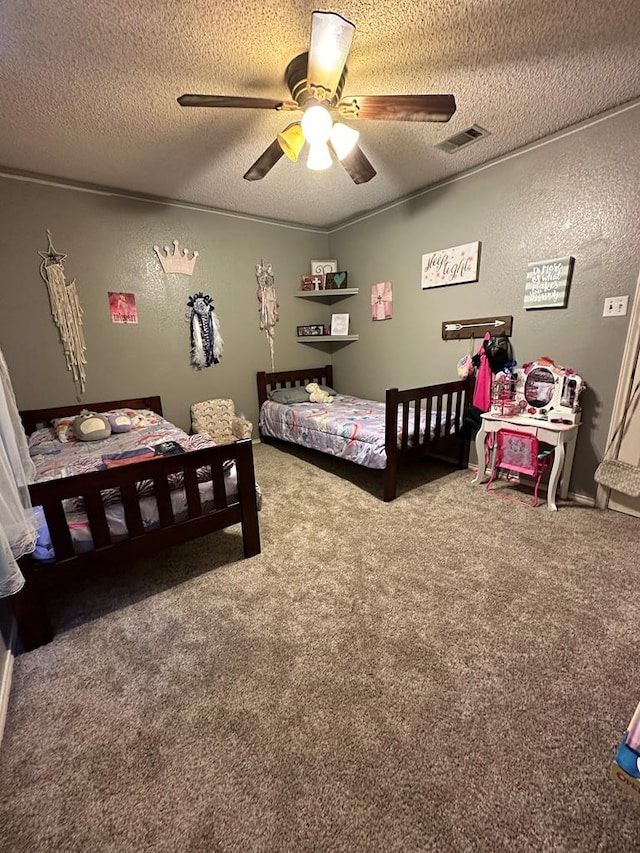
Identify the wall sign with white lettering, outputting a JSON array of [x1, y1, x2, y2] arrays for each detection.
[[421, 241, 481, 289], [524, 256, 574, 309]]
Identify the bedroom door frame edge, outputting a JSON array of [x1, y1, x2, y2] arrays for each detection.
[[595, 266, 640, 510]]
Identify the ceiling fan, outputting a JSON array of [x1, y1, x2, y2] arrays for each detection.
[[178, 11, 456, 184]]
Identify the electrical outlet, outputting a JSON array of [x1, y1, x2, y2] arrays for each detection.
[[603, 295, 629, 317]]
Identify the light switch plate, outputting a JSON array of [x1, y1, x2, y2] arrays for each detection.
[[603, 295, 629, 317]]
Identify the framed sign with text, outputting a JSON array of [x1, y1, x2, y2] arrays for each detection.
[[421, 241, 481, 289], [524, 256, 574, 309]]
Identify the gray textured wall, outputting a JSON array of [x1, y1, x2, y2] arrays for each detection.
[[0, 179, 328, 431], [328, 105, 640, 498]]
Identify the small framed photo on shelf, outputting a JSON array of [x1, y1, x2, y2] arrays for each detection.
[[330, 313, 350, 336], [310, 259, 338, 275], [297, 324, 325, 337], [325, 271, 348, 290], [300, 275, 315, 291]]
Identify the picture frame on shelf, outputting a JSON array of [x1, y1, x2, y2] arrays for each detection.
[[310, 259, 338, 275], [330, 313, 350, 336], [325, 271, 348, 290], [297, 324, 325, 337], [300, 275, 315, 291]]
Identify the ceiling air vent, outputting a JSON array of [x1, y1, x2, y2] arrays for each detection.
[[436, 125, 490, 153]]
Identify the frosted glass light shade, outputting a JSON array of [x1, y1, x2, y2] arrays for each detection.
[[277, 123, 305, 161], [307, 142, 332, 171], [330, 122, 359, 160], [307, 11, 355, 98], [301, 104, 333, 144]]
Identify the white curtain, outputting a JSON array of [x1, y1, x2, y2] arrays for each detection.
[[0, 345, 37, 597]]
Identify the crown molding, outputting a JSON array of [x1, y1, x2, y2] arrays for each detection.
[[329, 97, 640, 233], [0, 167, 328, 234]]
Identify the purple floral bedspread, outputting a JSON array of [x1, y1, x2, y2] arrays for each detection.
[[259, 394, 448, 469]]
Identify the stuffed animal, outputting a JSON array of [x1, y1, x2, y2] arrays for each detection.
[[306, 382, 334, 404]]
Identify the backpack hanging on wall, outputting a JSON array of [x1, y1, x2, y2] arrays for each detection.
[[483, 334, 514, 374]]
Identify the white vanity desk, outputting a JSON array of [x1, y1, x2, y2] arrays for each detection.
[[472, 412, 581, 511]]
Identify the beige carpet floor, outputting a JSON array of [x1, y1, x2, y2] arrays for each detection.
[[1, 442, 640, 852]]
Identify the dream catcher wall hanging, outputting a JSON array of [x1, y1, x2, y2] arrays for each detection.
[[38, 230, 87, 393], [256, 258, 279, 370], [187, 292, 223, 369]]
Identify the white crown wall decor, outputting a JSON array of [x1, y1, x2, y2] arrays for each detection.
[[153, 239, 199, 276]]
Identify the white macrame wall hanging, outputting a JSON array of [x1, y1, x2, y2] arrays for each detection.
[[38, 230, 87, 394], [256, 258, 279, 371], [187, 292, 223, 369]]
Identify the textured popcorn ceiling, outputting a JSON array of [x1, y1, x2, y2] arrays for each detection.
[[0, 0, 639, 229]]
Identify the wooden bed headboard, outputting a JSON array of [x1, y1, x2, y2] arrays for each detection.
[[19, 396, 164, 435], [256, 365, 334, 408]]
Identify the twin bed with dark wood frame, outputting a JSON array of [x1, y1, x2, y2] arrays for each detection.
[[13, 396, 261, 651], [257, 365, 474, 502]]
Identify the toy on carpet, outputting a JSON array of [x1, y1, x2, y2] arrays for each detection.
[[306, 382, 333, 404]]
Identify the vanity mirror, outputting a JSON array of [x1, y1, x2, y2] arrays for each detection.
[[515, 359, 584, 422]]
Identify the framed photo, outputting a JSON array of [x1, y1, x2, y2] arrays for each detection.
[[297, 324, 325, 337], [325, 271, 348, 290], [310, 259, 338, 275], [330, 313, 350, 336]]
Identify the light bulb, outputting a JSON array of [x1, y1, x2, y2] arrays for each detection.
[[301, 105, 333, 145], [329, 122, 359, 160], [307, 142, 332, 171]]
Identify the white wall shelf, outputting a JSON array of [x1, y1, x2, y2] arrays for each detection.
[[295, 288, 359, 300], [296, 335, 359, 343]]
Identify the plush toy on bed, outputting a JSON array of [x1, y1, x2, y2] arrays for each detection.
[[306, 382, 334, 404], [72, 410, 112, 441]]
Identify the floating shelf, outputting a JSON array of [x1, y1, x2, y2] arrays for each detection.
[[295, 288, 359, 300], [296, 335, 359, 343]]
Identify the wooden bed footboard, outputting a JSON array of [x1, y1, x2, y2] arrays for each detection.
[[14, 396, 261, 651], [257, 366, 474, 501], [383, 375, 475, 501]]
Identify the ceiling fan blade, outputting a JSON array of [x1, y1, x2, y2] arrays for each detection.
[[243, 139, 285, 181], [337, 94, 457, 122], [178, 94, 298, 111], [337, 144, 376, 184], [307, 11, 355, 99]]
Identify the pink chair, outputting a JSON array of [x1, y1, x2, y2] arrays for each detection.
[[485, 429, 553, 507]]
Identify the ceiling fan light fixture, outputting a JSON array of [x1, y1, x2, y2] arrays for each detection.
[[277, 122, 305, 161], [329, 122, 359, 160], [307, 141, 332, 171], [301, 104, 333, 145], [307, 11, 355, 99]]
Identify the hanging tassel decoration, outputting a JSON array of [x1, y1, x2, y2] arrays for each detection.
[[256, 259, 279, 371], [187, 292, 223, 369], [38, 230, 87, 394]]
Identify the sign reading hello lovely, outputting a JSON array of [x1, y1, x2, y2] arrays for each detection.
[[421, 241, 481, 289]]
